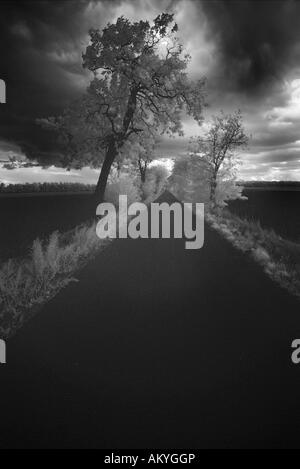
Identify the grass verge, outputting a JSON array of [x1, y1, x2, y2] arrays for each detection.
[[0, 222, 111, 339], [207, 208, 300, 300]]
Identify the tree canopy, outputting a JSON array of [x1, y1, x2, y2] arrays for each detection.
[[39, 13, 206, 201]]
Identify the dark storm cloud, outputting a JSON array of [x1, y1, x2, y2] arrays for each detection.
[[200, 0, 300, 94], [0, 0, 104, 161]]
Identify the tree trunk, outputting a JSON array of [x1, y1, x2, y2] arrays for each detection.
[[210, 173, 217, 205], [140, 167, 146, 183], [137, 157, 147, 183], [94, 87, 138, 206], [95, 140, 117, 205]]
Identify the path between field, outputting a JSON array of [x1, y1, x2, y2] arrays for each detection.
[[1, 192, 300, 448]]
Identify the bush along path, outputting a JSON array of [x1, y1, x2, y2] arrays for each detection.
[[207, 208, 300, 300], [0, 222, 111, 339], [1, 192, 300, 448]]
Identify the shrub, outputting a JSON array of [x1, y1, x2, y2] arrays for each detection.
[[207, 208, 300, 299], [0, 222, 110, 339], [142, 165, 169, 202], [168, 154, 246, 206], [105, 175, 142, 207]]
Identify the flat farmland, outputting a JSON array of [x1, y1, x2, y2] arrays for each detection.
[[0, 193, 95, 262], [228, 189, 300, 242]]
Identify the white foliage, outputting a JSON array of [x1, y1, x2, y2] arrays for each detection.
[[105, 174, 142, 207], [169, 153, 246, 206], [142, 165, 169, 202]]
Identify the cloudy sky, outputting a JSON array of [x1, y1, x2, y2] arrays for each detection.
[[1, 0, 300, 183]]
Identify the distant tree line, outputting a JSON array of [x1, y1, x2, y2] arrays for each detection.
[[239, 181, 300, 188], [0, 182, 96, 194]]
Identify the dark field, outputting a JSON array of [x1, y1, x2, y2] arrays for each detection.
[[0, 193, 95, 262], [0, 189, 299, 263], [229, 190, 300, 242]]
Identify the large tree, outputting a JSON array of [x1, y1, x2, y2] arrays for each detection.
[[39, 13, 205, 203]]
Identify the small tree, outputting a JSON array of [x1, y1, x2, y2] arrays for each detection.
[[136, 136, 156, 184], [117, 131, 156, 183], [39, 13, 205, 204], [190, 110, 248, 204]]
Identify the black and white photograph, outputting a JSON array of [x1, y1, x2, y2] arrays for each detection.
[[0, 0, 300, 451]]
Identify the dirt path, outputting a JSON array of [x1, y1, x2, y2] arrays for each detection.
[[1, 193, 300, 448]]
